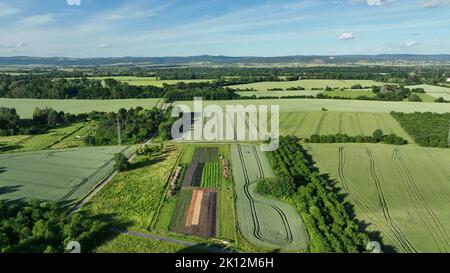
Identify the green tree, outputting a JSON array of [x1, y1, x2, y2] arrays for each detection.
[[114, 153, 130, 172]]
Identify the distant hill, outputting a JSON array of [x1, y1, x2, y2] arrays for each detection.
[[0, 54, 450, 67]]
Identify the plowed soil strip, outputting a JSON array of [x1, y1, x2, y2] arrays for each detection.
[[186, 189, 204, 226]]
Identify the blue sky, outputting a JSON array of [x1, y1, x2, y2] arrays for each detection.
[[0, 0, 449, 57]]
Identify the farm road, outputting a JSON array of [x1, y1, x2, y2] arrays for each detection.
[[110, 228, 235, 253]]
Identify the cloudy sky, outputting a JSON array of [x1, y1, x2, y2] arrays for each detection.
[[0, 0, 449, 57]]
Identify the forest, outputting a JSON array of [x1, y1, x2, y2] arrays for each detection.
[[0, 200, 107, 253], [391, 112, 450, 148]]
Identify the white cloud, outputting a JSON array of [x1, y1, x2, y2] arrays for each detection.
[[402, 40, 419, 48], [16, 14, 54, 27], [0, 2, 19, 18], [339, 32, 355, 40], [0, 42, 27, 48], [421, 0, 450, 8], [350, 0, 395, 6], [98, 43, 110, 48], [66, 0, 81, 6]]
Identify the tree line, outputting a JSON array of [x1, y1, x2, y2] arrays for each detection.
[[261, 136, 370, 253], [0, 106, 86, 136], [305, 130, 408, 145]]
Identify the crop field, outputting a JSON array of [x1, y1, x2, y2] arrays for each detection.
[[50, 122, 94, 149], [323, 90, 375, 98], [0, 98, 162, 118], [201, 163, 221, 188], [68, 76, 213, 87], [306, 143, 450, 253], [170, 189, 194, 233], [237, 90, 321, 98], [406, 84, 450, 100], [278, 112, 413, 141], [83, 145, 180, 230], [230, 144, 309, 250], [0, 123, 86, 153], [230, 79, 384, 91], [173, 98, 450, 114], [182, 147, 219, 187], [0, 146, 132, 202]]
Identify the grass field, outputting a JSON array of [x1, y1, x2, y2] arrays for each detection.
[[68, 76, 213, 87], [406, 84, 450, 100], [94, 233, 186, 253], [82, 144, 180, 230], [278, 112, 413, 142], [0, 98, 162, 118], [230, 79, 384, 91], [201, 162, 221, 188], [173, 98, 450, 114], [323, 90, 375, 98], [306, 143, 450, 253], [230, 144, 309, 250], [0, 146, 132, 202]]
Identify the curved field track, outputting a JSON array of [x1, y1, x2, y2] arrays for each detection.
[[231, 144, 308, 250], [307, 143, 450, 253]]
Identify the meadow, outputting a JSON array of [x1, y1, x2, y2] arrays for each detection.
[[0, 98, 162, 118], [230, 144, 309, 250], [82, 144, 180, 230], [306, 143, 450, 253], [0, 146, 133, 202], [69, 76, 213, 87], [94, 233, 186, 253], [278, 112, 413, 142], [230, 79, 384, 91], [406, 84, 450, 100]]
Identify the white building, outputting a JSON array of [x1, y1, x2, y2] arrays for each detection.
[[447, 77, 450, 82]]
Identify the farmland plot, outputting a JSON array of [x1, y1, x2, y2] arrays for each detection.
[[170, 188, 218, 237], [279, 112, 413, 142], [230, 79, 383, 91], [406, 84, 450, 100], [230, 144, 309, 250], [307, 143, 450, 253], [182, 147, 219, 187], [0, 146, 133, 202], [173, 99, 450, 114]]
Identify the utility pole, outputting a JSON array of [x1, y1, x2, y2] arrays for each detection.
[[117, 115, 121, 146]]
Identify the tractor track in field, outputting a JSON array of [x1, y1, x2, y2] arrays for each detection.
[[373, 114, 382, 129], [391, 149, 450, 252], [338, 113, 343, 134], [356, 114, 365, 136], [236, 144, 294, 247], [291, 112, 308, 136], [307, 145, 400, 249], [366, 148, 417, 253], [315, 112, 327, 135]]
